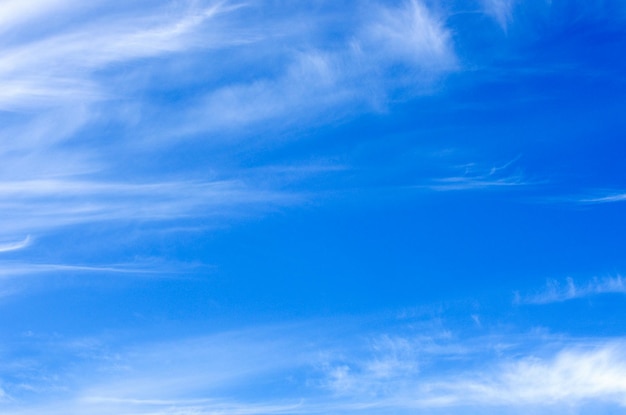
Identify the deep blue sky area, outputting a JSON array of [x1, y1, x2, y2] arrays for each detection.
[[1, 1, 626, 414]]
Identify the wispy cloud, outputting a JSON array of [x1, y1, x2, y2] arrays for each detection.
[[179, 0, 457, 134], [0, 258, 208, 301], [0, 178, 298, 237], [2, 320, 625, 414], [0, 236, 31, 253], [426, 173, 526, 191], [0, 0, 74, 34], [364, 0, 456, 70], [1, 0, 456, 130], [0, 324, 321, 414], [574, 191, 626, 204], [417, 341, 626, 409], [535, 189, 626, 208], [320, 334, 422, 398], [518, 275, 626, 304], [481, 0, 517, 31], [0, 1, 242, 110], [0, 0, 458, 242], [0, 2, 284, 242], [0, 261, 183, 279], [317, 336, 626, 412], [420, 158, 530, 191]]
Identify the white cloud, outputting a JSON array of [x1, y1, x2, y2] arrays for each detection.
[[180, 0, 457, 133], [0, 325, 319, 414], [426, 174, 525, 190], [420, 158, 529, 191], [481, 0, 517, 31], [0, 236, 31, 253], [0, 0, 458, 243], [0, 2, 280, 241], [0, 0, 74, 34], [519, 275, 626, 304], [321, 334, 421, 398], [365, 0, 456, 69], [2, 319, 626, 414], [577, 192, 626, 204], [0, 1, 240, 110], [420, 342, 626, 408], [0, 262, 171, 278], [0, 386, 8, 403], [189, 50, 356, 132], [541, 190, 626, 207], [0, 0, 455, 120], [0, 178, 298, 237], [319, 337, 626, 412]]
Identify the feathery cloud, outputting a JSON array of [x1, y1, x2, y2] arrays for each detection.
[[576, 192, 626, 204], [0, 0, 458, 242], [2, 322, 625, 414], [0, 178, 298, 239], [420, 158, 529, 191], [182, 0, 457, 133], [481, 0, 517, 31], [0, 236, 31, 253], [518, 275, 626, 304], [419, 342, 626, 408], [0, 1, 240, 110]]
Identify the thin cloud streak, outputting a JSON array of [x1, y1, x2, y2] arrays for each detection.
[[535, 190, 626, 208], [0, 1, 243, 110], [0, 236, 31, 253], [0, 0, 459, 243], [366, 0, 455, 69], [518, 276, 626, 305], [417, 158, 530, 191], [0, 262, 172, 278], [180, 0, 457, 134], [0, 2, 623, 415], [2, 322, 625, 414], [481, 0, 517, 31], [576, 192, 626, 204], [0, 0, 73, 34], [0, 178, 299, 237], [425, 174, 527, 191]]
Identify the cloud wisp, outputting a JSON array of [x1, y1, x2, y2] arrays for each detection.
[[0, 178, 299, 237], [418, 158, 530, 191], [415, 342, 626, 409], [1, 0, 457, 136], [181, 0, 457, 134], [480, 0, 517, 31], [2, 321, 626, 415], [0, 2, 624, 415], [0, 0, 242, 110], [0, 0, 460, 244], [574, 192, 626, 204], [0, 261, 186, 279], [0, 236, 31, 253], [518, 275, 626, 305]]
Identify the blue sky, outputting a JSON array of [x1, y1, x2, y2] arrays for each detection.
[[1, 0, 626, 413]]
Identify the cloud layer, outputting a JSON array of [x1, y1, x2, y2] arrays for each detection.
[[0, 0, 459, 247], [2, 320, 625, 414]]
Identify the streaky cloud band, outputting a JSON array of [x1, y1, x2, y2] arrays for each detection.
[[516, 275, 626, 305], [2, 320, 626, 414], [0, 235, 31, 253]]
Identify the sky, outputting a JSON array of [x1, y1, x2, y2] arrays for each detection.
[[1, 0, 626, 413]]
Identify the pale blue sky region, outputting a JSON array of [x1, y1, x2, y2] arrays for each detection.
[[1, 1, 626, 414]]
